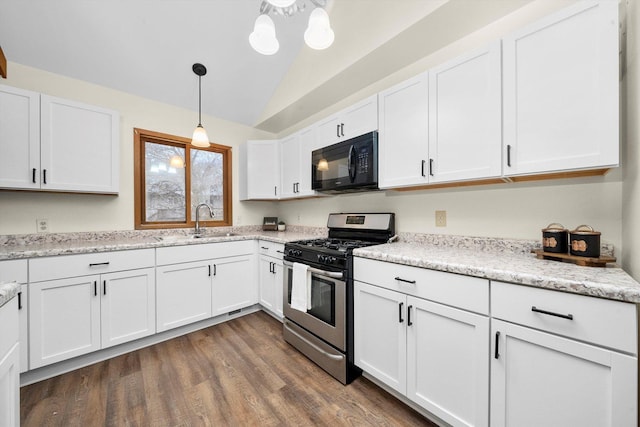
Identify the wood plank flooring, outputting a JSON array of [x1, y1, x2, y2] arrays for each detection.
[[21, 311, 436, 426]]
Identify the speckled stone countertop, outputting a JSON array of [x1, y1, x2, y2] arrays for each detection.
[[0, 226, 326, 261], [0, 281, 20, 309], [354, 240, 640, 304]]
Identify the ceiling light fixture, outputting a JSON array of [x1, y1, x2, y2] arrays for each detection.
[[191, 63, 210, 147], [250, 0, 334, 55]]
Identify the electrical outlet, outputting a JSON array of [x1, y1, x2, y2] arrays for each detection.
[[435, 210, 447, 227], [297, 213, 301, 222], [36, 218, 49, 233]]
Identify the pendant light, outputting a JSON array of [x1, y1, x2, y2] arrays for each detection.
[[191, 63, 210, 147]]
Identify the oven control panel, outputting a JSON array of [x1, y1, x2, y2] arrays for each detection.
[[317, 255, 337, 265]]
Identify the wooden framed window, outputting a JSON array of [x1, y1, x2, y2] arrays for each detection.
[[134, 128, 232, 229]]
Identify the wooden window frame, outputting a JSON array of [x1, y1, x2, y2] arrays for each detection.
[[133, 128, 232, 230]]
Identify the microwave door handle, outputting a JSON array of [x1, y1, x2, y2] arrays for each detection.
[[348, 145, 357, 182]]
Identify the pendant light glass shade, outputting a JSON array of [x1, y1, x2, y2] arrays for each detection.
[[266, 0, 296, 7], [191, 125, 210, 147], [304, 7, 334, 50], [249, 14, 279, 55]]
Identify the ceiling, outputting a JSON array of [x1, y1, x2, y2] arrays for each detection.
[[0, 0, 315, 128], [0, 0, 541, 133]]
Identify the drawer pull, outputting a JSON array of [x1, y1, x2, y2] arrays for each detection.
[[394, 277, 416, 284], [89, 262, 110, 267], [494, 331, 500, 359], [531, 306, 574, 320], [261, 246, 269, 250]]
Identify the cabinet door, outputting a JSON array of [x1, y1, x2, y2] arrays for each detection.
[[315, 114, 342, 148], [340, 94, 378, 140], [272, 260, 284, 318], [259, 256, 277, 313], [503, 1, 619, 176], [0, 85, 40, 190], [429, 42, 502, 183], [246, 140, 280, 199], [280, 133, 301, 198], [29, 275, 101, 369], [297, 125, 319, 197], [40, 95, 119, 193], [378, 72, 429, 189], [407, 296, 489, 427], [354, 281, 406, 394], [101, 268, 156, 348], [491, 320, 637, 427], [18, 284, 28, 373], [0, 342, 19, 427], [212, 255, 257, 316], [156, 261, 212, 332]]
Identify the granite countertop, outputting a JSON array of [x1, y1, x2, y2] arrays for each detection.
[[0, 281, 20, 309], [0, 227, 325, 261], [354, 242, 640, 304]]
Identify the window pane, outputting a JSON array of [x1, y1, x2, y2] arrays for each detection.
[[191, 148, 224, 221], [145, 142, 186, 222]]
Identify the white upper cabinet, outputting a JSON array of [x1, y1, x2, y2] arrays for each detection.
[[378, 72, 430, 189], [502, 0, 619, 176], [429, 41, 502, 183], [280, 125, 318, 199], [0, 85, 119, 194], [242, 139, 280, 200], [40, 95, 119, 193], [315, 94, 378, 147]]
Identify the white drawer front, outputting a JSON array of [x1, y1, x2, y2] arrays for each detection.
[[354, 257, 489, 315], [492, 281, 637, 354], [156, 240, 255, 265], [29, 249, 155, 282], [258, 240, 284, 259], [0, 259, 28, 284]]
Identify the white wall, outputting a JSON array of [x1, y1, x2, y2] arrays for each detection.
[[0, 63, 277, 235]]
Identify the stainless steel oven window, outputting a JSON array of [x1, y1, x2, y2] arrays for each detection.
[[287, 272, 336, 326]]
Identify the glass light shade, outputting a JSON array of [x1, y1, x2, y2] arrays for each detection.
[[266, 0, 296, 7], [317, 158, 329, 171], [191, 124, 210, 147], [304, 8, 334, 50], [169, 155, 185, 168], [249, 14, 279, 55]]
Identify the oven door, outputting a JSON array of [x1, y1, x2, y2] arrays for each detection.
[[283, 261, 346, 351]]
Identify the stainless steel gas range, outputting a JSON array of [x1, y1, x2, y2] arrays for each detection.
[[282, 213, 396, 384]]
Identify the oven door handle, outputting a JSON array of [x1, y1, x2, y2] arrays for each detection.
[[284, 320, 344, 361], [307, 266, 344, 280]]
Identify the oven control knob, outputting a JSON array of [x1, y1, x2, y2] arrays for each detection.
[[329, 257, 336, 264], [296, 250, 302, 257], [317, 254, 325, 263]]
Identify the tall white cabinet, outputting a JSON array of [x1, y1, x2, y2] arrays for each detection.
[[502, 0, 619, 176], [0, 85, 120, 193]]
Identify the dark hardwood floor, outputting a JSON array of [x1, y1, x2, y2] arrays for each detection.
[[21, 311, 436, 426]]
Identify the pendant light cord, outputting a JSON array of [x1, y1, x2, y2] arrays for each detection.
[[198, 74, 202, 127]]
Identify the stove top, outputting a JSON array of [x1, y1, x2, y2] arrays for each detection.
[[290, 238, 378, 253]]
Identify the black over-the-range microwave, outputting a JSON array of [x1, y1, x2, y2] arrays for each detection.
[[311, 131, 378, 193]]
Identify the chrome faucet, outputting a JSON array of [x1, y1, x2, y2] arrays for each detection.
[[195, 203, 214, 235]]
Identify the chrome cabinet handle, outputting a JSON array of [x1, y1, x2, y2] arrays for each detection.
[[531, 306, 574, 320]]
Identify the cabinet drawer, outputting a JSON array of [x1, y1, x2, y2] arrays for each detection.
[[156, 240, 255, 265], [29, 249, 155, 282], [258, 240, 284, 259], [354, 257, 489, 315], [492, 281, 637, 354], [0, 260, 28, 284]]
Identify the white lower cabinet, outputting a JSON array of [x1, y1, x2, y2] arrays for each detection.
[[28, 249, 156, 369], [0, 297, 19, 427], [258, 241, 284, 318], [354, 280, 489, 427], [29, 267, 156, 369], [156, 241, 258, 332], [0, 259, 29, 373], [491, 280, 637, 427]]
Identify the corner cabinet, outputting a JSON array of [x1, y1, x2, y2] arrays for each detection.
[[240, 139, 280, 200], [354, 258, 490, 427], [502, 0, 619, 176], [0, 85, 120, 194], [490, 281, 637, 427], [28, 249, 156, 369]]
